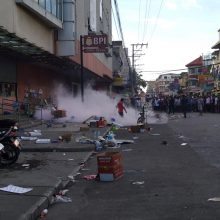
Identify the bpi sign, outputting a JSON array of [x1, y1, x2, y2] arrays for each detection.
[[83, 34, 108, 53]]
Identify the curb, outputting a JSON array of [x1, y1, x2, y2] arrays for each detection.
[[18, 179, 62, 220], [18, 151, 94, 220], [21, 146, 95, 152]]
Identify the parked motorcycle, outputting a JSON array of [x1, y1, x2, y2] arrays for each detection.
[[0, 119, 21, 166]]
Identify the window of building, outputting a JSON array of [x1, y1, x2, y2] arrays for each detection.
[[0, 83, 16, 97], [33, 0, 62, 20]]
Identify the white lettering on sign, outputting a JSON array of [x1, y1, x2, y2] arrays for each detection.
[[84, 35, 108, 47], [93, 36, 106, 45], [83, 34, 108, 53]]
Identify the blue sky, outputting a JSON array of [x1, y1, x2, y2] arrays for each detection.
[[112, 0, 220, 80]]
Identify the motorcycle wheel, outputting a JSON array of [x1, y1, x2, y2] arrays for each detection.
[[0, 143, 20, 166]]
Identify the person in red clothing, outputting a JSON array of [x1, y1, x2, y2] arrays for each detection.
[[117, 98, 127, 117]]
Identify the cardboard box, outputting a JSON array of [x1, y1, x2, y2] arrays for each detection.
[[80, 126, 89, 131], [97, 152, 123, 181], [97, 152, 122, 166], [130, 125, 140, 133], [53, 110, 66, 118]]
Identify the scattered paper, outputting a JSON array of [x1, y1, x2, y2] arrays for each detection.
[[181, 143, 187, 146], [116, 139, 135, 144], [0, 184, 33, 194], [83, 175, 97, 180], [208, 197, 220, 202], [150, 133, 160, 136], [132, 181, 145, 185], [21, 136, 37, 141], [122, 149, 133, 152], [22, 164, 30, 168]]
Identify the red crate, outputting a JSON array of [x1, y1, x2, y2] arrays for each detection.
[[98, 164, 123, 174], [97, 152, 122, 166]]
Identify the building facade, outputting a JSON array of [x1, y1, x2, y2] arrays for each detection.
[[155, 73, 180, 96], [0, 0, 112, 111], [112, 41, 130, 95], [211, 29, 220, 92], [185, 55, 213, 94]]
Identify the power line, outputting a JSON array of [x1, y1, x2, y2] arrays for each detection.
[[148, 0, 164, 43], [111, 5, 120, 39], [113, 0, 125, 46], [137, 0, 142, 42], [142, 0, 151, 43], [140, 68, 188, 73]]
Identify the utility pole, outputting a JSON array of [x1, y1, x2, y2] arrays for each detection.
[[131, 43, 148, 95]]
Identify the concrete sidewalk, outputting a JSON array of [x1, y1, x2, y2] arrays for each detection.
[[0, 120, 111, 220]]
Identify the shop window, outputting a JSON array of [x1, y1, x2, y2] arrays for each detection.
[[0, 83, 16, 97]]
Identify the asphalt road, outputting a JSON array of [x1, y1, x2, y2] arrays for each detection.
[[41, 112, 220, 220]]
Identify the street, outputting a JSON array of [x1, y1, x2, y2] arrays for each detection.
[[39, 112, 220, 220]]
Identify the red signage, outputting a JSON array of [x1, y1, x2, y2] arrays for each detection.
[[83, 34, 108, 53]]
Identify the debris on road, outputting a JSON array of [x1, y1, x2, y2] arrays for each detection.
[[21, 136, 38, 141], [208, 197, 220, 202], [0, 184, 33, 194], [52, 195, 72, 203], [28, 130, 42, 137], [83, 174, 97, 180], [40, 209, 48, 218], [132, 181, 145, 185], [35, 139, 51, 144]]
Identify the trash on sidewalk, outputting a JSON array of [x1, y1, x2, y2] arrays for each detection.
[[83, 174, 97, 180], [21, 136, 38, 141], [52, 195, 72, 204], [75, 136, 94, 144], [150, 133, 160, 136], [116, 139, 134, 144], [58, 189, 69, 196], [59, 133, 72, 142], [28, 130, 42, 137], [181, 143, 188, 146], [40, 209, 48, 218], [52, 109, 66, 118], [35, 139, 51, 144], [80, 125, 90, 131], [208, 197, 220, 202], [0, 184, 33, 194]]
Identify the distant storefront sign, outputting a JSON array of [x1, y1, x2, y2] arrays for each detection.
[[113, 77, 124, 86], [83, 34, 108, 53]]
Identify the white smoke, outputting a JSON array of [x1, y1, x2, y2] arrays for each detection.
[[35, 84, 138, 126]]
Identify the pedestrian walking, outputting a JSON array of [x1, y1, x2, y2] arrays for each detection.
[[116, 98, 127, 117], [168, 96, 175, 114], [181, 94, 188, 118], [197, 96, 204, 116]]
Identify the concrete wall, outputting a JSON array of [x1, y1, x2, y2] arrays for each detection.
[[0, 0, 54, 53]]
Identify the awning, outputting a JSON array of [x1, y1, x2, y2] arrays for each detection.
[[0, 26, 78, 70]]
